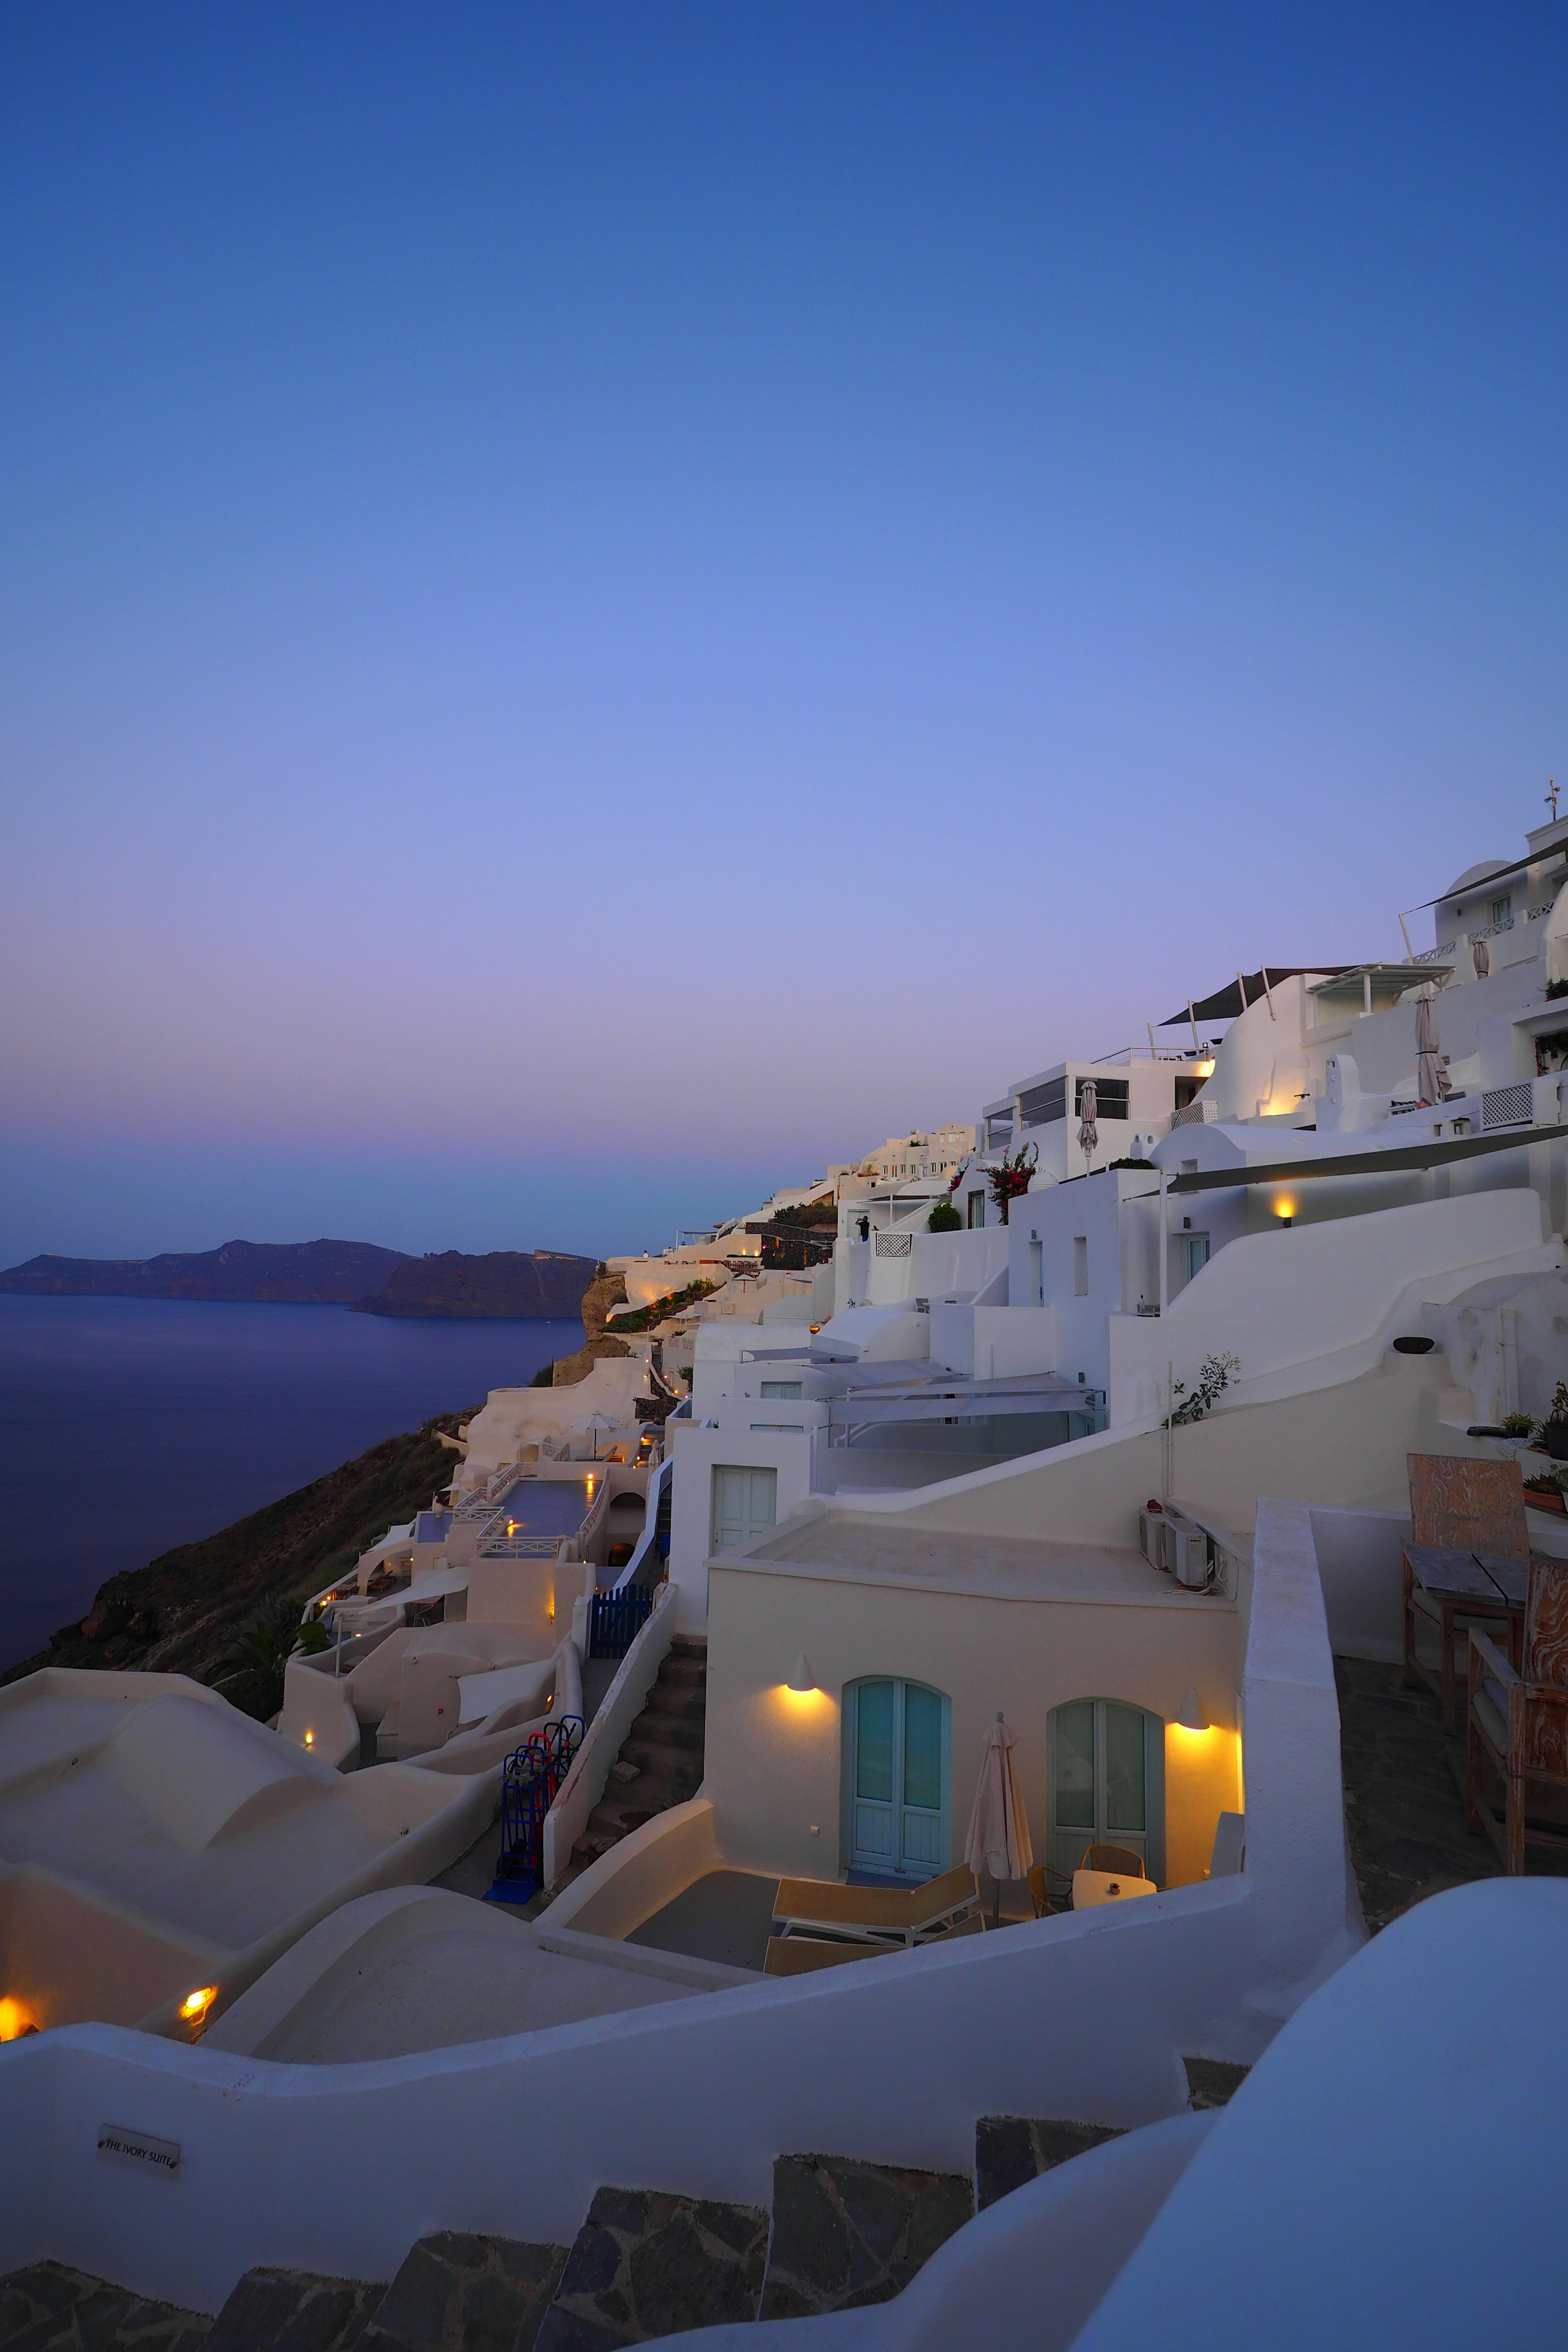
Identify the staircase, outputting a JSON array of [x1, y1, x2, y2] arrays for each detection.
[[0, 2060, 1248, 2350], [568, 1634, 707, 1875]]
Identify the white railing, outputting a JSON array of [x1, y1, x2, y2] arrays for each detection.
[[541, 1580, 677, 1886], [1481, 1083, 1534, 1130], [614, 1454, 670, 1592]]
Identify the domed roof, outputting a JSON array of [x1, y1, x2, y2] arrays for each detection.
[[1444, 858, 1510, 895]]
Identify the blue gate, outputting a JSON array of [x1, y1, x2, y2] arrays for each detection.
[[485, 1714, 584, 1905], [589, 1585, 655, 1659]]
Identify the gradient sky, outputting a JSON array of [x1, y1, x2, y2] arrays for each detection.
[[2, 3, 1565, 1264]]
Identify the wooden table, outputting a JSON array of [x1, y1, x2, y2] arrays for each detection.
[[1402, 1544, 1526, 1727]]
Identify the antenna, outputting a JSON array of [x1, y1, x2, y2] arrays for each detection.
[[1549, 779, 1560, 822]]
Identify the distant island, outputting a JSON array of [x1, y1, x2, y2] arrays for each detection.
[[0, 1238, 600, 1320], [354, 1250, 599, 1320]]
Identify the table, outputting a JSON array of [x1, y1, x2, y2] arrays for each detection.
[[1071, 1868, 1156, 1910], [1402, 1544, 1527, 1727]]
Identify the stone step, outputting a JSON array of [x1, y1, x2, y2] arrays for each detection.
[[641, 1685, 704, 1721], [629, 1709, 704, 1753], [656, 1656, 707, 1687], [207, 2267, 384, 2351], [607, 1759, 641, 1786], [973, 2116, 1126, 2212], [0, 2259, 211, 2352], [360, 2230, 566, 2352], [668, 1635, 708, 1657], [1182, 2056, 1250, 2109], [537, 2187, 768, 2348], [760, 2154, 973, 2322]]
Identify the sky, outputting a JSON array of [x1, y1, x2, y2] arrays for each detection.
[[2, 2, 1565, 1264]]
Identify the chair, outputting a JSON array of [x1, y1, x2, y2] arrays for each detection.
[[771, 1864, 979, 1949], [1027, 1863, 1073, 1918], [1081, 1844, 1147, 1879], [1466, 1558, 1568, 1873], [763, 1915, 983, 1976], [1402, 1454, 1528, 1726]]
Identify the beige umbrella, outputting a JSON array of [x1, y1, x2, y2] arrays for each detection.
[[1415, 983, 1451, 1105], [1077, 1077, 1098, 1170], [1472, 934, 1490, 978], [964, 1712, 1034, 1924]]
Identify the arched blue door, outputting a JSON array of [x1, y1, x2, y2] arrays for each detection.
[[846, 1679, 951, 1880]]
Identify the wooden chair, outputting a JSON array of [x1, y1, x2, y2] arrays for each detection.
[[1403, 1454, 1528, 1726], [1466, 1558, 1568, 1873]]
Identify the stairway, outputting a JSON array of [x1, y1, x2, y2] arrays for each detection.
[[1, 2058, 1247, 2350], [568, 1635, 707, 1875]]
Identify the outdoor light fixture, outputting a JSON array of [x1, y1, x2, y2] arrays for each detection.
[[786, 1651, 816, 1693], [303, 1730, 313, 1746], [180, 1986, 218, 2024], [1276, 1198, 1295, 1226], [1174, 1686, 1211, 1733]]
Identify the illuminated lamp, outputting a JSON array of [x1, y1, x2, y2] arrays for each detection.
[[179, 1986, 218, 2025], [1174, 1686, 1211, 1732], [1275, 1198, 1295, 1227], [0, 1996, 36, 2040], [786, 1651, 817, 1693], [303, 1730, 314, 1747]]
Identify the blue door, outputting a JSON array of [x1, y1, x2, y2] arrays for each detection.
[[848, 1679, 950, 1880]]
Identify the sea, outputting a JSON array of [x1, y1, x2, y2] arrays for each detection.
[[0, 1296, 582, 1673]]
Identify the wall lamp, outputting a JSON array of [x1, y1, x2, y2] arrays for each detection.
[[1174, 1686, 1211, 1732], [786, 1651, 817, 1693]]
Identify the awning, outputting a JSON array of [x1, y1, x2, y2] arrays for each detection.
[[1160, 969, 1352, 1026], [1404, 840, 1568, 914], [1166, 1120, 1568, 1195]]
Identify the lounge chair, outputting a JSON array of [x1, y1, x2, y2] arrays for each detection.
[[764, 1915, 984, 1975], [771, 1864, 980, 1949], [1402, 1453, 1528, 1725]]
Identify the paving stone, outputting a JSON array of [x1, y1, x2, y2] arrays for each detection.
[[972, 2118, 1124, 2212], [759, 2154, 973, 2321], [537, 2189, 767, 2348], [1334, 1658, 1510, 1931], [206, 2270, 383, 2352], [1182, 2058, 1250, 2110], [0, 2259, 211, 2352], [361, 2232, 566, 2352]]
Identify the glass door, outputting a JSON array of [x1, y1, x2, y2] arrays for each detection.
[[848, 1679, 950, 1880], [1048, 1698, 1163, 1882]]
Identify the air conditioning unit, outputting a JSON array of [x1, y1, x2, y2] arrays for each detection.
[[1163, 1510, 1213, 1590], [1138, 1504, 1168, 1570]]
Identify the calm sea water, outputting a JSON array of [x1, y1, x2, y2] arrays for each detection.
[[0, 1296, 582, 1671]]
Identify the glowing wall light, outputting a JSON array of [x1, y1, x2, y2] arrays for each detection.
[[179, 1986, 218, 2026], [786, 1651, 816, 1693], [1174, 1686, 1211, 1733]]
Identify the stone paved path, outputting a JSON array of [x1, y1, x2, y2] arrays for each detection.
[[1335, 1656, 1504, 1931], [205, 2269, 383, 2351], [362, 2231, 566, 2352]]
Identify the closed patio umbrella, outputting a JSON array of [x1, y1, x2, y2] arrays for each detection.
[[1415, 983, 1451, 1105], [1076, 1078, 1098, 1169], [964, 1712, 1034, 1925], [1472, 934, 1490, 979]]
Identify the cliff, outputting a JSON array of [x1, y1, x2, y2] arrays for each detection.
[[0, 1237, 410, 1305], [354, 1250, 599, 1321], [0, 1415, 466, 1690]]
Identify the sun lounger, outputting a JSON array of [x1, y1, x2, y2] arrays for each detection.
[[764, 1913, 984, 1976], [771, 1864, 980, 1948]]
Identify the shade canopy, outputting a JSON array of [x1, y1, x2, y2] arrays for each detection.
[[964, 1713, 1034, 1883], [1160, 968, 1351, 1026]]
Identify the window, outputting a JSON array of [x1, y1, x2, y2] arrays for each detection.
[[1028, 1238, 1044, 1306], [760, 1381, 802, 1400], [1184, 1233, 1210, 1282], [1073, 1236, 1089, 1296], [710, 1465, 777, 1552], [1075, 1076, 1129, 1121], [1019, 1077, 1067, 1128], [846, 1679, 951, 1879], [1048, 1699, 1164, 1882], [1490, 893, 1512, 927], [967, 1192, 986, 1229]]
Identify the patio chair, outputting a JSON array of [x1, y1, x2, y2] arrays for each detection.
[[1466, 1557, 1568, 1874], [1027, 1863, 1073, 1917], [1080, 1844, 1148, 1879], [1403, 1453, 1528, 1725], [771, 1864, 979, 1949]]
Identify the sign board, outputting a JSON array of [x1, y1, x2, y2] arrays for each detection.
[[97, 2124, 181, 2178]]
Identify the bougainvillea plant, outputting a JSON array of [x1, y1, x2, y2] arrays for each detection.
[[986, 1143, 1038, 1225]]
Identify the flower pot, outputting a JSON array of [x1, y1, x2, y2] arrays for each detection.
[[1526, 1486, 1567, 1515], [1545, 1419, 1568, 1461]]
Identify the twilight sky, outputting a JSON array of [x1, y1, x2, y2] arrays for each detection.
[[2, 3, 1565, 1263]]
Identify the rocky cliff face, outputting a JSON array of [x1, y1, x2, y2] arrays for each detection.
[[550, 1270, 633, 1384], [354, 1249, 599, 1320]]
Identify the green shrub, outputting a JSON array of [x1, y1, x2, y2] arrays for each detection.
[[927, 1198, 962, 1232]]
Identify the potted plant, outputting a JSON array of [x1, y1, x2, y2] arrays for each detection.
[[1537, 1381, 1568, 1462]]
